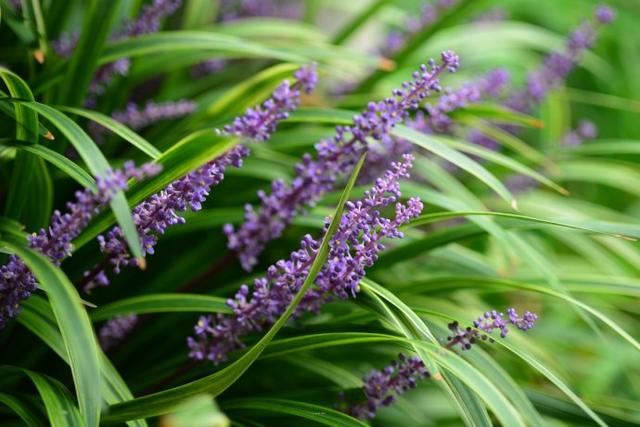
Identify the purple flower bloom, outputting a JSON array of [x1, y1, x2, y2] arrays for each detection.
[[226, 53, 458, 271], [85, 66, 317, 287], [345, 353, 429, 420], [88, 100, 197, 141], [0, 162, 159, 328], [447, 307, 538, 351], [99, 314, 138, 350], [189, 155, 423, 364]]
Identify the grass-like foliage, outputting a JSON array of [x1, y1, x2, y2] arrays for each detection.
[[0, 0, 639, 426]]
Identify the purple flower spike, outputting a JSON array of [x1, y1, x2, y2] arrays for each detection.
[[223, 63, 317, 141], [226, 54, 457, 271], [189, 155, 423, 364], [509, 6, 614, 111], [99, 314, 138, 350], [0, 162, 159, 328], [86, 66, 317, 287], [346, 353, 430, 420], [447, 307, 538, 351]]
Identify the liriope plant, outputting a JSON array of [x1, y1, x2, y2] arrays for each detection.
[[0, 1, 639, 426]]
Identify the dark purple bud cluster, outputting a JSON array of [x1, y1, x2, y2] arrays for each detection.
[[0, 162, 160, 328], [447, 308, 538, 351], [99, 314, 138, 350], [346, 353, 429, 420], [225, 53, 458, 271], [188, 155, 423, 364], [85, 66, 317, 288]]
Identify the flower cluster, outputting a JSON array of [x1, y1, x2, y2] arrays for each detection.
[[339, 307, 537, 420], [466, 6, 613, 156], [99, 314, 138, 350], [225, 52, 458, 271], [222, 64, 317, 141], [88, 100, 197, 141], [446, 307, 538, 351], [0, 162, 159, 328], [189, 155, 423, 364], [346, 353, 430, 420], [83, 65, 318, 288]]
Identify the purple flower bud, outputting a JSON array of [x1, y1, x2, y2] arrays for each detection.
[[189, 155, 423, 364]]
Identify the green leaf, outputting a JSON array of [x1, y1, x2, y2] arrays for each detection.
[[0, 66, 52, 230], [0, 236, 101, 427], [58, 106, 162, 159], [56, 0, 121, 106], [406, 211, 640, 240], [430, 135, 568, 194], [4, 140, 96, 189], [0, 392, 46, 427], [90, 294, 231, 321], [332, 0, 390, 44], [0, 367, 83, 427], [18, 297, 147, 427], [494, 338, 608, 426], [100, 31, 306, 66], [392, 125, 517, 208], [103, 154, 367, 422], [223, 398, 368, 427], [160, 395, 230, 427]]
